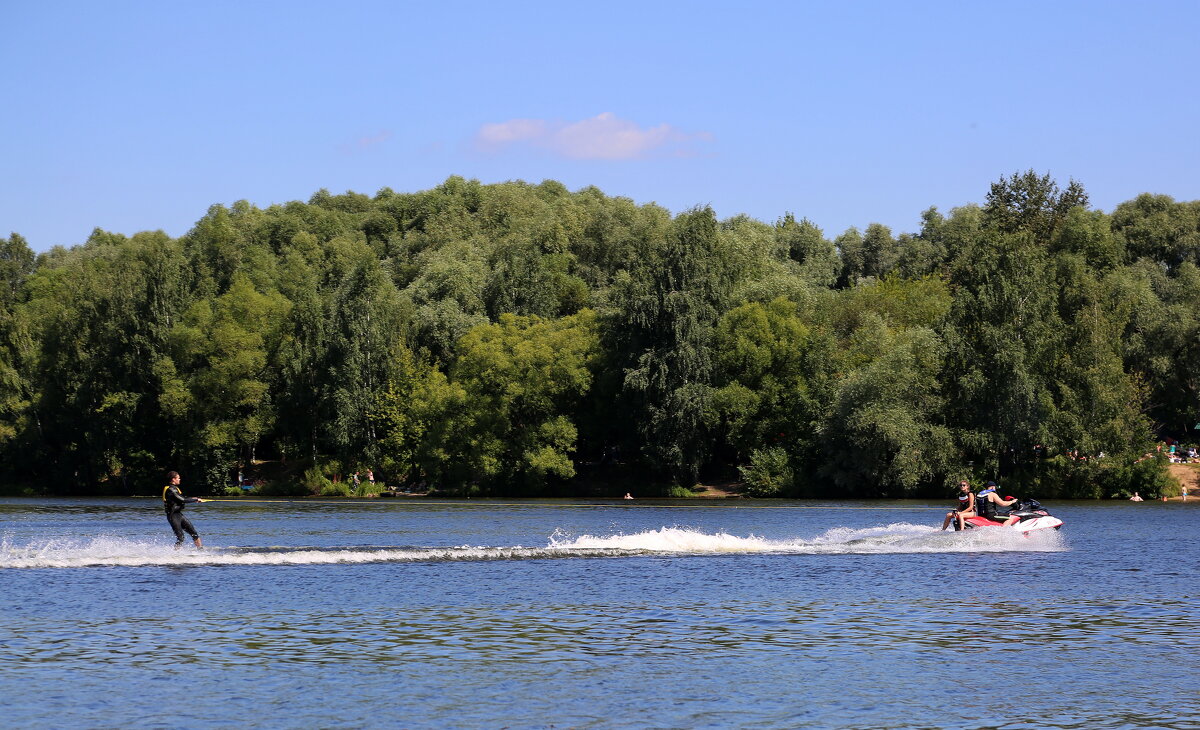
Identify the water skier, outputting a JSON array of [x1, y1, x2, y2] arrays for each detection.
[[163, 470, 206, 549]]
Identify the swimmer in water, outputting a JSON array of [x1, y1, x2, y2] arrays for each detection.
[[163, 471, 206, 549]]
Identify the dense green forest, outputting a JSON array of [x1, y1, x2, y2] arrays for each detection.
[[1, 171, 1197, 498]]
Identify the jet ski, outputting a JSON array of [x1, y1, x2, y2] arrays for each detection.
[[959, 498, 1063, 533]]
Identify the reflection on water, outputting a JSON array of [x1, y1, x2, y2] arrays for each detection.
[[1, 498, 1198, 729]]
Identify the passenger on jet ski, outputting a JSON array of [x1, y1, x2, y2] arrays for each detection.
[[940, 480, 976, 531], [977, 481, 1020, 526]]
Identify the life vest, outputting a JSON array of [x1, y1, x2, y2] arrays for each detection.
[[977, 487, 997, 518], [163, 485, 191, 513]]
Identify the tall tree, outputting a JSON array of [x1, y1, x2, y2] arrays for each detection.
[[0, 234, 36, 451], [1111, 193, 1200, 270], [26, 232, 191, 491], [612, 206, 734, 484], [325, 257, 407, 466], [861, 223, 897, 279], [835, 227, 865, 288], [983, 169, 1089, 244], [712, 297, 824, 480], [942, 230, 1062, 475], [434, 311, 599, 493], [164, 274, 288, 487], [271, 247, 329, 461], [775, 214, 839, 288], [820, 325, 952, 496]]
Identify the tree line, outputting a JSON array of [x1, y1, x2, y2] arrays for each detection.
[[1, 171, 1196, 498]]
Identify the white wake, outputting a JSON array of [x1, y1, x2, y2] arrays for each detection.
[[550, 523, 1066, 555], [0, 524, 1065, 569]]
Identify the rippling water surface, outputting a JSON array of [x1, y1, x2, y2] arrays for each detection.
[[2, 497, 1198, 729]]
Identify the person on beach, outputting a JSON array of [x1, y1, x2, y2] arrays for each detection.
[[163, 471, 205, 549], [941, 480, 975, 530]]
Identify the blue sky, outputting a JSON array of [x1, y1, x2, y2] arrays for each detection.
[[3, 0, 1198, 251]]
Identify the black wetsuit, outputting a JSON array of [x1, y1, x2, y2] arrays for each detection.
[[163, 485, 201, 544]]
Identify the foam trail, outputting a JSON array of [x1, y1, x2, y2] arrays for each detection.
[[0, 536, 603, 569], [551, 523, 1067, 555], [0, 524, 1065, 569]]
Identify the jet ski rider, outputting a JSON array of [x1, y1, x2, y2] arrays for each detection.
[[977, 481, 1020, 526], [941, 480, 975, 531]]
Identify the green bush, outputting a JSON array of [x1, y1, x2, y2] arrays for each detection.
[[253, 480, 309, 497], [300, 467, 333, 496], [738, 447, 793, 497], [1035, 457, 1103, 499], [431, 483, 483, 498], [665, 484, 698, 498], [1012, 453, 1173, 499], [0, 483, 42, 497], [1114, 456, 1178, 499], [320, 481, 353, 497]]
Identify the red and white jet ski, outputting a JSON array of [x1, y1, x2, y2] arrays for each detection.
[[959, 498, 1063, 533]]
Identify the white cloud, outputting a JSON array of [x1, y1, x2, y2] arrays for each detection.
[[475, 112, 711, 160], [477, 118, 547, 145], [355, 130, 393, 148], [338, 129, 393, 155]]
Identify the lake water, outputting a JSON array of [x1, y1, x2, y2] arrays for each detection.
[[2, 497, 1198, 729]]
